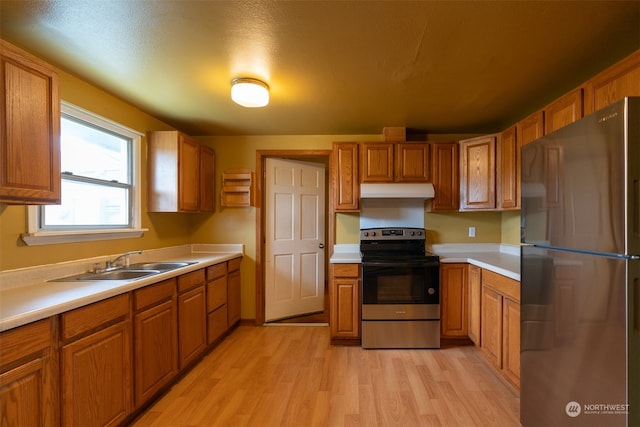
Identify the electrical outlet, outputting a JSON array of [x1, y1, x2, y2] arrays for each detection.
[[469, 226, 476, 238]]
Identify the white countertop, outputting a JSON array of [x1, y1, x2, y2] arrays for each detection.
[[431, 244, 521, 281], [0, 244, 243, 332], [329, 243, 521, 281]]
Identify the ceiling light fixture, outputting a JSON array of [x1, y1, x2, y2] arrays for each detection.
[[231, 78, 269, 108]]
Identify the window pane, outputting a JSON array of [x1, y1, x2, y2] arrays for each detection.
[[44, 180, 129, 227], [61, 116, 130, 183]]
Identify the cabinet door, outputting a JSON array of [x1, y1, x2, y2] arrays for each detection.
[[178, 134, 200, 212], [497, 127, 520, 210], [440, 264, 468, 337], [177, 285, 207, 369], [468, 265, 482, 345], [61, 321, 132, 427], [428, 143, 459, 212], [332, 142, 359, 211], [227, 268, 241, 327], [331, 277, 360, 338], [460, 135, 496, 210], [544, 88, 583, 134], [0, 318, 57, 427], [134, 299, 178, 408], [395, 143, 430, 182], [360, 142, 394, 182], [0, 40, 60, 204], [503, 297, 520, 388], [199, 144, 215, 212], [481, 286, 503, 370], [517, 110, 544, 147], [584, 50, 640, 115]]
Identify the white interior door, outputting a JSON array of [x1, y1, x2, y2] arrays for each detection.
[[265, 158, 326, 322]]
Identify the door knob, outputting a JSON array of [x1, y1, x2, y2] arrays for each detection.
[[319, 243, 325, 249]]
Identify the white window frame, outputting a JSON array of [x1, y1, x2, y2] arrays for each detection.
[[22, 102, 147, 246]]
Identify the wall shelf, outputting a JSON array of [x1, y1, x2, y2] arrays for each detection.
[[221, 169, 254, 207]]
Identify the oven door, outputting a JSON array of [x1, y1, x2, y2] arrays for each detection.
[[361, 259, 439, 305]]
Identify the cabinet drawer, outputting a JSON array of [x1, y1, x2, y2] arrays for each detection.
[[481, 270, 520, 302], [0, 318, 52, 368], [134, 278, 176, 311], [228, 257, 241, 273], [61, 293, 130, 341], [207, 305, 228, 344], [332, 263, 360, 278], [207, 276, 227, 312], [207, 263, 227, 281], [177, 269, 205, 293]]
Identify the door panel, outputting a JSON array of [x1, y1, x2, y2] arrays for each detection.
[[265, 158, 325, 321]]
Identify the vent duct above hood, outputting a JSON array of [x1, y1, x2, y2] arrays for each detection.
[[360, 183, 435, 199]]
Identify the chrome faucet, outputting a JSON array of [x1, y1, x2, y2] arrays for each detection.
[[101, 250, 143, 271]]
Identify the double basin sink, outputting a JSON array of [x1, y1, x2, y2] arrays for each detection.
[[50, 262, 196, 282]]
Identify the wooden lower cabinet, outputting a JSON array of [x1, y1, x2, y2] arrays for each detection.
[[177, 270, 207, 369], [207, 262, 228, 344], [227, 257, 242, 327], [467, 265, 482, 345], [480, 270, 521, 388], [330, 263, 360, 341], [440, 263, 468, 338], [0, 317, 58, 427], [133, 279, 178, 408], [60, 294, 132, 427], [502, 297, 521, 387], [480, 286, 503, 369]]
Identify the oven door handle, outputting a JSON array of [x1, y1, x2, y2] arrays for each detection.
[[362, 260, 440, 268]]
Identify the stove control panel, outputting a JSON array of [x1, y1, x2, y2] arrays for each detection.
[[360, 227, 425, 240]]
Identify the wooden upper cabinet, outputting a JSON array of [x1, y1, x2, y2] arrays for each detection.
[[0, 40, 61, 205], [395, 142, 430, 182], [517, 110, 544, 147], [584, 50, 640, 115], [427, 142, 459, 212], [199, 144, 215, 212], [459, 135, 496, 210], [147, 130, 215, 213], [497, 127, 520, 210], [544, 88, 583, 134], [178, 134, 200, 211], [360, 142, 394, 182], [332, 142, 359, 211], [360, 141, 430, 183]]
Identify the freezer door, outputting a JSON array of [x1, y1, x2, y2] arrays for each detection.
[[521, 97, 639, 257], [521, 246, 630, 426]]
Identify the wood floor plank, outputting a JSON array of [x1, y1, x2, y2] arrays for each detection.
[[131, 325, 520, 427]]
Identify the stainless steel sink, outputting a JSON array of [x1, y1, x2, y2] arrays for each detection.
[[75, 270, 160, 280], [49, 269, 161, 282], [48, 261, 196, 282], [127, 261, 195, 271]]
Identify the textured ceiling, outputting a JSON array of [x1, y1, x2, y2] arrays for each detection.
[[1, 1, 639, 136]]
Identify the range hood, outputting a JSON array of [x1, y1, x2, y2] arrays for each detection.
[[360, 183, 435, 199]]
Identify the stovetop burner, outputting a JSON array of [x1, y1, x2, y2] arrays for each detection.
[[360, 227, 438, 262]]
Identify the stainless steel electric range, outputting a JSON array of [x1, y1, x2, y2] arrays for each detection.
[[360, 227, 441, 349]]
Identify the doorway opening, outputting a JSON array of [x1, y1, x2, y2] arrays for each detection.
[[255, 150, 332, 325]]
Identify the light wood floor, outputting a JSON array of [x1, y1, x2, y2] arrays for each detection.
[[130, 325, 520, 427]]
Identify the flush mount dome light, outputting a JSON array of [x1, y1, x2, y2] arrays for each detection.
[[231, 78, 269, 108]]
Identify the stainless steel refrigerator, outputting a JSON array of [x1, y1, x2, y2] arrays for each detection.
[[520, 97, 639, 426]]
